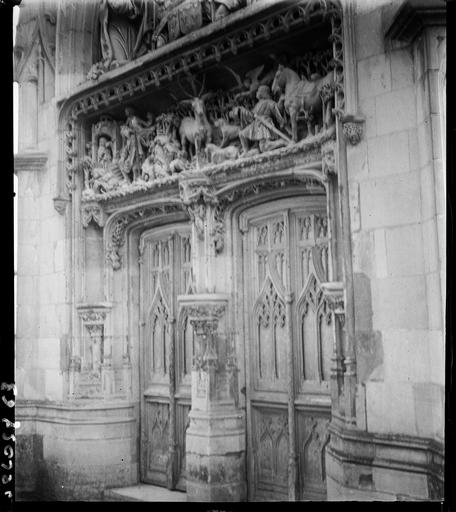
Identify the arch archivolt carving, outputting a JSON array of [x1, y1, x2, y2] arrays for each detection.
[[102, 198, 187, 271]]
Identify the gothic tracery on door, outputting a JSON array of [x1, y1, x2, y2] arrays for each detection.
[[139, 224, 193, 490], [240, 197, 332, 501]]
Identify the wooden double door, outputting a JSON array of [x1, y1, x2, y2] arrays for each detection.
[[139, 224, 194, 490], [241, 197, 333, 501]]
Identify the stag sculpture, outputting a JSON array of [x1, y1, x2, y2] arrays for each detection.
[[175, 75, 214, 166]]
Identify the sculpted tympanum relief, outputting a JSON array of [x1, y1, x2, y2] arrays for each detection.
[[88, 0, 247, 80], [81, 51, 335, 199]]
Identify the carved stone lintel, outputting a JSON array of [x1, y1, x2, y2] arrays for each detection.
[[321, 281, 345, 326], [81, 202, 106, 228], [53, 196, 70, 215]]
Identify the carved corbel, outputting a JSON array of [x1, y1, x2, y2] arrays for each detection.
[[321, 281, 345, 326], [334, 109, 365, 146], [81, 201, 106, 228], [53, 196, 69, 215]]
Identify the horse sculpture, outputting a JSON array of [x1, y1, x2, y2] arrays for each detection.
[[271, 64, 334, 142]]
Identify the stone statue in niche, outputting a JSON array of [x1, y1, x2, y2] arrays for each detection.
[[119, 107, 155, 181], [141, 113, 187, 180], [82, 115, 128, 196]]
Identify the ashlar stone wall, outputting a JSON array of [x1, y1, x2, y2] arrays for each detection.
[[350, 0, 444, 459]]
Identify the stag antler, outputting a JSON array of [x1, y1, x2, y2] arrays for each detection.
[[177, 77, 194, 99], [221, 64, 244, 90]]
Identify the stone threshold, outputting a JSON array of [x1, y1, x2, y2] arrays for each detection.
[[104, 484, 187, 502]]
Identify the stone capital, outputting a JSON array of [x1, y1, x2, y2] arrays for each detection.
[[321, 281, 345, 325]]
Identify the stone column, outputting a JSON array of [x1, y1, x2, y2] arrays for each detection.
[[179, 296, 245, 501]]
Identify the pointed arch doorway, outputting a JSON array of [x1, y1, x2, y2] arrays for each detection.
[[139, 223, 194, 491], [239, 196, 332, 501]]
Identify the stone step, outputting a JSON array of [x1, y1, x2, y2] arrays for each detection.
[[104, 484, 187, 502]]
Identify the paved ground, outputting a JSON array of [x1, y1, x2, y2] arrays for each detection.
[[104, 484, 187, 502]]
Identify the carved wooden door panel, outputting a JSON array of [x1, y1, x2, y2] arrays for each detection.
[[140, 224, 193, 490], [242, 198, 332, 501]]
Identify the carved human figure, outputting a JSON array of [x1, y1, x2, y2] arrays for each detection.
[[238, 85, 287, 154], [97, 136, 113, 166], [99, 0, 158, 67], [91, 165, 121, 194], [119, 107, 150, 180]]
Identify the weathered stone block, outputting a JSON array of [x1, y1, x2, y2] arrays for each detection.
[[373, 229, 388, 278], [425, 27, 446, 71], [359, 96, 376, 139], [365, 381, 417, 436], [54, 239, 66, 273], [430, 113, 442, 160], [416, 120, 433, 167], [355, 9, 384, 60], [427, 331, 445, 385], [18, 219, 40, 246], [375, 87, 416, 135], [371, 275, 427, 330], [390, 48, 414, 90], [37, 338, 61, 370], [44, 369, 64, 400], [425, 272, 443, 330], [422, 219, 439, 273], [372, 466, 428, 499], [408, 128, 420, 171], [385, 224, 424, 276], [413, 382, 444, 440], [352, 231, 374, 276], [434, 158, 444, 216], [16, 305, 40, 339], [18, 244, 39, 276], [382, 329, 431, 383], [367, 130, 410, 177], [347, 140, 368, 180], [17, 275, 39, 304], [358, 54, 391, 100], [360, 174, 421, 230]]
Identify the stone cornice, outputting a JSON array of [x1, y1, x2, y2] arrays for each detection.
[[57, 0, 342, 122], [385, 0, 446, 44], [328, 421, 444, 478], [14, 152, 48, 174]]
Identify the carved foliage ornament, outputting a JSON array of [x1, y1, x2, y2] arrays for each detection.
[[106, 203, 184, 270]]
